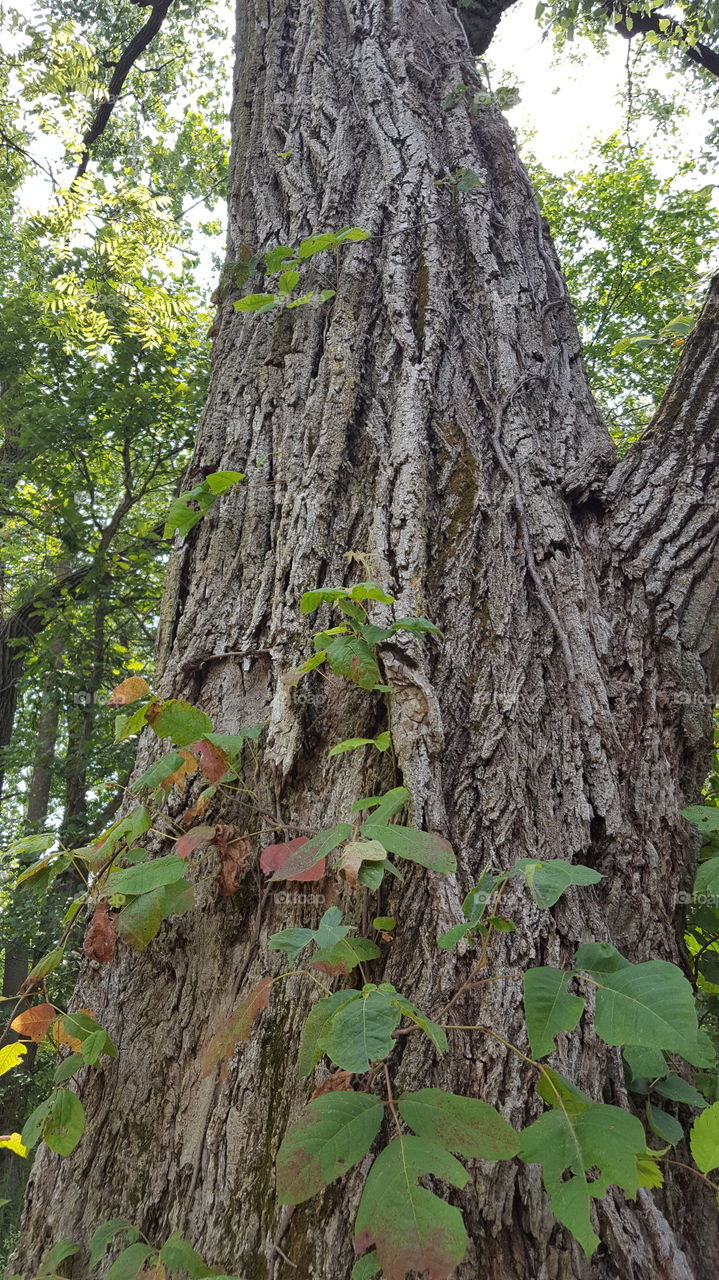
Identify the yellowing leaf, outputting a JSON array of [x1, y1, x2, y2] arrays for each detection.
[[0, 1133, 28, 1157], [0, 1043, 27, 1076], [339, 840, 387, 885]]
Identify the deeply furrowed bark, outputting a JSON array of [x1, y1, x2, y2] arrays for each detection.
[[9, 2, 719, 1278]]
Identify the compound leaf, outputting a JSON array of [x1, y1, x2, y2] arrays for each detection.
[[398, 1089, 519, 1160], [277, 1092, 384, 1203]]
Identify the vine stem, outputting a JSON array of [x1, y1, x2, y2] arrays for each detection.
[[663, 1158, 719, 1193]]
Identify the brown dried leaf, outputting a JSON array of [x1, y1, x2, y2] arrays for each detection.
[[161, 748, 197, 794], [52, 1008, 97, 1051], [189, 738, 231, 783], [200, 977, 272, 1079], [213, 825, 252, 896], [310, 1070, 354, 1101], [82, 901, 117, 964], [10, 1002, 56, 1043], [107, 676, 150, 708]]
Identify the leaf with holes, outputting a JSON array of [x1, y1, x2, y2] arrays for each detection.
[[354, 1134, 469, 1280], [524, 967, 585, 1058], [0, 1043, 27, 1076], [518, 1082, 645, 1256], [277, 1092, 384, 1203], [399, 1089, 518, 1160]]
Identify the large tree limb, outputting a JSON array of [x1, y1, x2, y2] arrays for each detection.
[[73, 0, 176, 181], [611, 4, 719, 80], [607, 276, 719, 683]]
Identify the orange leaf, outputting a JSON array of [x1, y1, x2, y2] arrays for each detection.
[[200, 977, 272, 1079], [189, 738, 231, 783], [181, 786, 217, 826], [83, 901, 117, 964], [259, 837, 325, 882], [107, 676, 150, 708], [162, 749, 197, 793], [213, 825, 252, 896], [310, 1070, 354, 1101], [10, 1002, 56, 1043]]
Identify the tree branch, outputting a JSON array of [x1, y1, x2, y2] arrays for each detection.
[[73, 0, 176, 182], [611, 4, 719, 80]]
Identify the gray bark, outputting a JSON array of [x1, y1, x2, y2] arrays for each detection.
[[8, 2, 719, 1279]]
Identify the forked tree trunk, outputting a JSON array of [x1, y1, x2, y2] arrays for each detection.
[[9, 2, 719, 1277]]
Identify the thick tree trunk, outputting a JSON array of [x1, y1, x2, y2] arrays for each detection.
[[9, 2, 719, 1279]]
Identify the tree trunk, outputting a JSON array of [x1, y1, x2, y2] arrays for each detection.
[[9, 2, 719, 1279]]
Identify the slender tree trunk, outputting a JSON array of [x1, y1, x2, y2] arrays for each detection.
[[9, 3, 719, 1278]]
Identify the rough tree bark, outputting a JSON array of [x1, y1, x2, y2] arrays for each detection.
[[9, 1, 719, 1278]]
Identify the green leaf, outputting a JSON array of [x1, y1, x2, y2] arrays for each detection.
[[204, 470, 244, 494], [398, 1088, 519, 1160], [116, 880, 193, 951], [361, 823, 456, 874], [325, 635, 382, 689], [312, 937, 382, 973], [573, 942, 628, 973], [514, 858, 602, 908], [694, 857, 719, 898], [159, 1231, 210, 1278], [106, 1243, 156, 1280], [575, 955, 708, 1064], [88, 1219, 140, 1267], [519, 1086, 645, 1257], [278, 269, 299, 295], [690, 1100, 719, 1172], [390, 995, 447, 1055], [623, 1046, 668, 1083], [351, 1252, 380, 1280], [437, 922, 470, 950], [131, 750, 185, 792], [654, 1074, 706, 1108], [524, 967, 585, 1059], [328, 734, 389, 757], [351, 787, 408, 821], [277, 1092, 384, 1203], [43, 1089, 85, 1155], [297, 991, 361, 1077], [205, 726, 263, 758], [646, 1101, 683, 1146], [373, 917, 395, 931], [24, 947, 64, 987], [263, 245, 294, 272], [37, 1239, 80, 1276], [114, 703, 149, 743], [354, 1135, 469, 1280], [389, 616, 442, 636], [336, 227, 371, 243], [110, 855, 187, 896], [234, 292, 278, 311], [149, 699, 214, 746], [317, 987, 401, 1072], [297, 232, 338, 259], [81, 1030, 113, 1066], [268, 926, 316, 961], [53, 1054, 85, 1085], [349, 582, 395, 603], [270, 823, 352, 880], [682, 806, 719, 835], [21, 1097, 53, 1150], [300, 587, 350, 613]]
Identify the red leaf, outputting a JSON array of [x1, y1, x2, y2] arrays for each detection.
[[82, 901, 117, 964], [259, 837, 325, 882], [188, 738, 231, 783], [10, 1002, 56, 1043], [176, 825, 215, 860], [213, 825, 252, 896], [201, 977, 272, 1079]]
